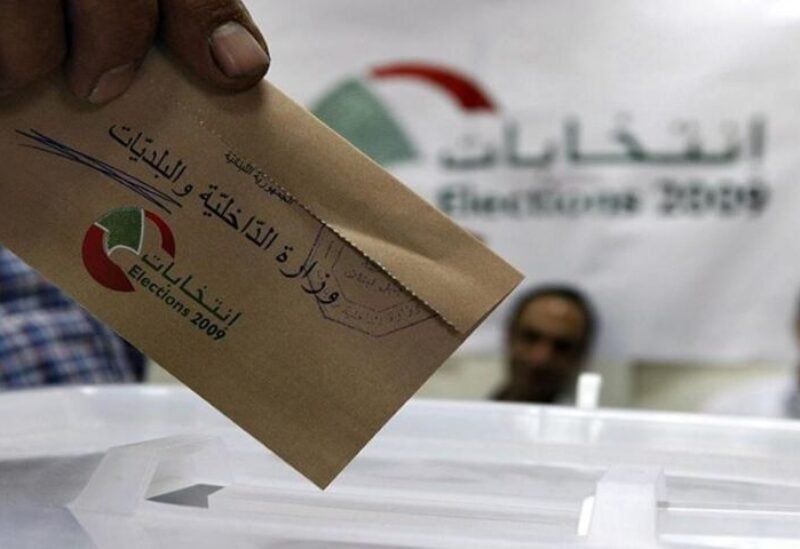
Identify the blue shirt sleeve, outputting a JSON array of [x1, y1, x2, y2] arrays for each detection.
[[0, 247, 146, 389]]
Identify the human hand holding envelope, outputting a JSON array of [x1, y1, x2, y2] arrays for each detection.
[[0, 51, 522, 488]]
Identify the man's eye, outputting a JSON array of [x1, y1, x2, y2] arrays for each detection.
[[520, 330, 543, 343], [554, 340, 579, 354]]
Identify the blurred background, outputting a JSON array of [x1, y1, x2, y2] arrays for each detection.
[[143, 0, 800, 417]]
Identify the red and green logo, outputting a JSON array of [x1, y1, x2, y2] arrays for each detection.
[[82, 206, 175, 292], [312, 62, 495, 166]]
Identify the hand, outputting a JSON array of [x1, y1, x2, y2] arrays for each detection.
[[0, 0, 270, 104]]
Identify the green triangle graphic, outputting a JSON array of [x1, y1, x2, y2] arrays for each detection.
[[312, 78, 417, 166], [96, 207, 144, 254]]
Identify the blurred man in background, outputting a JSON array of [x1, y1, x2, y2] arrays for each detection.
[[494, 285, 597, 404]]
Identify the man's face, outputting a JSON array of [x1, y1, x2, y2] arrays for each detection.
[[507, 295, 588, 403]]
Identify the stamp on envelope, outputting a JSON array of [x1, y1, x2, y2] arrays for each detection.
[[303, 227, 436, 337]]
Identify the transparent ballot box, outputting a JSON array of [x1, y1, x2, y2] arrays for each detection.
[[2, 386, 800, 548]]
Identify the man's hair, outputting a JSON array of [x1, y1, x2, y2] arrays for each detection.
[[507, 285, 598, 353]]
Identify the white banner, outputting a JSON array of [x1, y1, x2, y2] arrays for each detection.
[[251, 0, 800, 361]]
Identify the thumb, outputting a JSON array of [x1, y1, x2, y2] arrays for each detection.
[[160, 0, 270, 91]]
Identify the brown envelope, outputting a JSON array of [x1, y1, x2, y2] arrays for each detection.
[[0, 50, 522, 488]]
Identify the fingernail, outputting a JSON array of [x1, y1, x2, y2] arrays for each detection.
[[211, 22, 270, 78], [88, 63, 136, 104]]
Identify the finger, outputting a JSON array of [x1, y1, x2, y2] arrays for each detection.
[[0, 0, 66, 96], [160, 0, 270, 92], [65, 0, 159, 104]]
